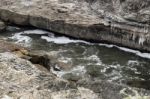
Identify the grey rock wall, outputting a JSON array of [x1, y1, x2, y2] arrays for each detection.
[[0, 0, 150, 51]]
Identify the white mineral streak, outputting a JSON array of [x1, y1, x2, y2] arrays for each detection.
[[138, 35, 145, 45]]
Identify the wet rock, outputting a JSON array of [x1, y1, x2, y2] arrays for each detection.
[[0, 20, 6, 31]]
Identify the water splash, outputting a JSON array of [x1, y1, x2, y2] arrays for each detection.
[[9, 33, 32, 47], [51, 65, 86, 78]]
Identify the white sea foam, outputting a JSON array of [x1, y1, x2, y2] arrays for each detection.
[[20, 29, 50, 35], [9, 33, 32, 47], [10, 29, 150, 59], [98, 43, 150, 59], [85, 55, 102, 65], [9, 29, 52, 47], [116, 46, 150, 59], [51, 66, 86, 78], [58, 57, 72, 64], [127, 60, 140, 65], [41, 36, 90, 44], [99, 43, 114, 48], [19, 29, 89, 44]]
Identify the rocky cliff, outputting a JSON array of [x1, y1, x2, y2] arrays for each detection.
[[0, 0, 150, 51]]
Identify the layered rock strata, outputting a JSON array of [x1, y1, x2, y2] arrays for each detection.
[[0, 0, 150, 51]]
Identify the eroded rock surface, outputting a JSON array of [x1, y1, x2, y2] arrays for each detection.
[[0, 0, 150, 51]]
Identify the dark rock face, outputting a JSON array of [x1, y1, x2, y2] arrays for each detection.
[[28, 52, 52, 71]]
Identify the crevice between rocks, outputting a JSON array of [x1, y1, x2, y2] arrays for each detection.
[[28, 53, 51, 71], [10, 47, 52, 72]]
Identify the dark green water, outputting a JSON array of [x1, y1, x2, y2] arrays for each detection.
[[1, 26, 150, 90]]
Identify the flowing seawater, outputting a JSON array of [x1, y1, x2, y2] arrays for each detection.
[[1, 26, 150, 90]]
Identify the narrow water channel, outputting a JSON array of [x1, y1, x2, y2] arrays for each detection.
[[1, 26, 150, 90]]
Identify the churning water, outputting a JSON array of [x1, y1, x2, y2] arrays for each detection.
[[1, 26, 150, 90]]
